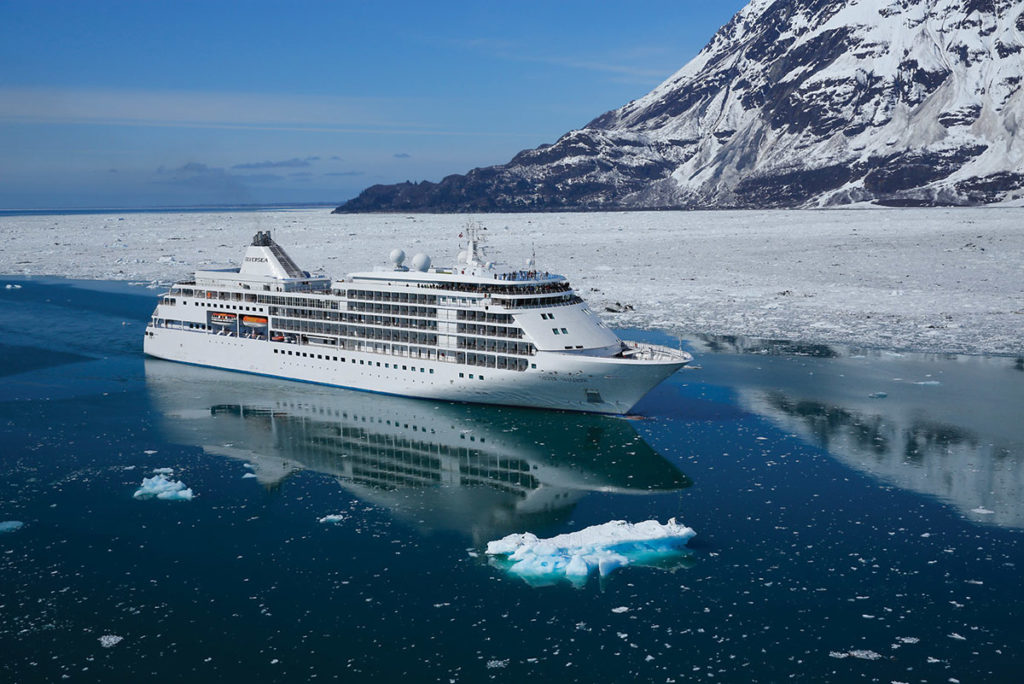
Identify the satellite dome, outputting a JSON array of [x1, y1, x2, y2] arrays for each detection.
[[525, 257, 536, 268], [389, 249, 406, 266], [411, 253, 431, 272], [457, 250, 468, 264]]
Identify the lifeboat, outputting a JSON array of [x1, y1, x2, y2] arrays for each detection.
[[242, 316, 268, 328], [211, 312, 236, 325]]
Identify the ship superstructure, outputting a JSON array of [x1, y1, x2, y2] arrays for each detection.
[[143, 226, 691, 414]]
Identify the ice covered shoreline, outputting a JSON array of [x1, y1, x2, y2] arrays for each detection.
[[2, 207, 1021, 356]]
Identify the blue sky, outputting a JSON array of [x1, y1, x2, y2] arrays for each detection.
[[0, 1, 747, 209]]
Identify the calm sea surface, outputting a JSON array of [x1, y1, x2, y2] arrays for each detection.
[[1, 277, 1022, 682]]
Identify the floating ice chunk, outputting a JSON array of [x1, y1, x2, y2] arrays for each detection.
[[152, 467, 174, 475], [0, 520, 25, 533], [133, 473, 193, 501], [485, 519, 695, 586], [318, 514, 347, 524], [970, 507, 994, 515], [99, 635, 123, 648], [241, 472, 257, 479], [868, 392, 887, 399]]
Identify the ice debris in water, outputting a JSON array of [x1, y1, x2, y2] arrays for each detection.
[[485, 519, 695, 585], [99, 635, 123, 648], [133, 470, 193, 501], [0, 520, 25, 533], [318, 514, 348, 524]]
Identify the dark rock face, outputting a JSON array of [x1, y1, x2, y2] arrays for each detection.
[[335, 0, 1024, 213]]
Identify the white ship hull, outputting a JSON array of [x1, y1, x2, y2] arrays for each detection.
[[144, 326, 685, 415]]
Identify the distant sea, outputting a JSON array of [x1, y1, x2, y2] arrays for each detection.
[[1, 276, 1022, 682], [0, 203, 337, 218]]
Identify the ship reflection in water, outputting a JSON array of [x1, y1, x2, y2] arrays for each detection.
[[144, 360, 691, 543], [693, 335, 1024, 529]]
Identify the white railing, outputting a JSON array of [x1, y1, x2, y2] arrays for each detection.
[[621, 341, 692, 363]]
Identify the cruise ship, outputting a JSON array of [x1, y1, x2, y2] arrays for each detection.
[[143, 226, 691, 414]]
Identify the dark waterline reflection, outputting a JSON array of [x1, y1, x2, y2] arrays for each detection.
[[144, 360, 691, 544]]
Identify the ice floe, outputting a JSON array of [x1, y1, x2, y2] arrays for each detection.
[[99, 635, 123, 648], [0, 520, 25, 533], [4, 207, 1023, 356], [133, 471, 193, 501], [318, 514, 348, 524], [485, 518, 695, 586]]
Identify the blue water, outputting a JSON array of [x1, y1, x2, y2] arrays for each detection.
[[1, 277, 1022, 682]]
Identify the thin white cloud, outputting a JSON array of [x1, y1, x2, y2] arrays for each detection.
[[454, 38, 674, 83], [0, 86, 547, 137], [0, 87, 423, 129]]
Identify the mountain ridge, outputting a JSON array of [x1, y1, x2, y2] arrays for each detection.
[[335, 0, 1024, 213]]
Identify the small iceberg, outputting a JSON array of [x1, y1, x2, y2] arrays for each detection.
[[0, 520, 25, 534], [485, 519, 696, 586], [318, 514, 348, 524], [133, 471, 193, 501]]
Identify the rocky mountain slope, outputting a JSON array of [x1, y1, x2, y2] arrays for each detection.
[[335, 0, 1024, 212]]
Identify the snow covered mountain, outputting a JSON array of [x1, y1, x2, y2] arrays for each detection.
[[335, 0, 1024, 212]]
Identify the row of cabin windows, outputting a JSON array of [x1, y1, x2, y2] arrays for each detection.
[[269, 307, 437, 329], [269, 336, 528, 371], [272, 348, 437, 374], [540, 312, 556, 320], [552, 328, 569, 335], [347, 300, 437, 318], [457, 309, 514, 324], [347, 289, 438, 305], [455, 322, 524, 339], [186, 291, 333, 307], [275, 318, 439, 345], [192, 301, 264, 313], [456, 337, 535, 356]]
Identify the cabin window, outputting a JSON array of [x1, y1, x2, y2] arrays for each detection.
[[561, 328, 568, 334], [552, 328, 559, 335], [459, 372, 464, 378]]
